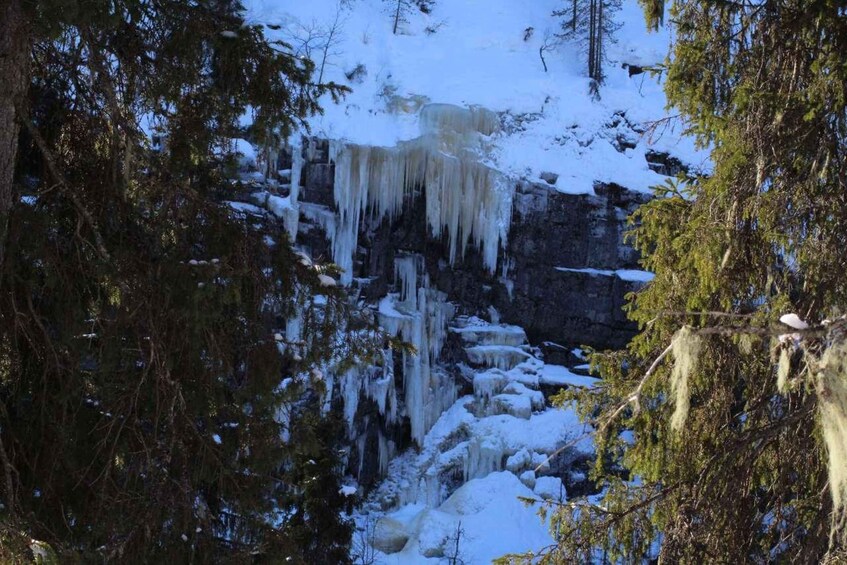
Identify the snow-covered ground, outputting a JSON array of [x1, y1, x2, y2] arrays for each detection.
[[244, 0, 708, 195]]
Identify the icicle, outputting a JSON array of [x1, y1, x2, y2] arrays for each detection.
[[466, 345, 531, 371], [327, 104, 512, 287], [356, 430, 367, 481], [378, 286, 456, 446], [463, 436, 505, 481], [289, 138, 303, 204], [365, 350, 398, 423], [341, 368, 361, 434], [378, 432, 392, 476], [329, 141, 369, 284], [321, 372, 334, 415], [394, 254, 421, 310], [281, 138, 303, 240]]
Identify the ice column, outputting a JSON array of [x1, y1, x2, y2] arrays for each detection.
[[378, 254, 457, 446]]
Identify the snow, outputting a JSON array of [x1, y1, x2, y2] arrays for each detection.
[[225, 200, 265, 215], [555, 266, 655, 282], [379, 472, 554, 564], [534, 475, 566, 501], [318, 274, 338, 287], [243, 0, 708, 198], [340, 485, 358, 497], [539, 364, 600, 388], [231, 138, 257, 166], [779, 313, 809, 330], [473, 407, 591, 456]]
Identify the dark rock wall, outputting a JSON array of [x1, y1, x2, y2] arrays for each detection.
[[283, 139, 654, 488], [291, 139, 650, 353]]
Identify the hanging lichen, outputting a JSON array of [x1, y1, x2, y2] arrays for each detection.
[[669, 325, 702, 432], [817, 339, 847, 546], [777, 347, 792, 393]]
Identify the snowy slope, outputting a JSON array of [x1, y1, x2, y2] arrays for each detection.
[[244, 0, 708, 195]]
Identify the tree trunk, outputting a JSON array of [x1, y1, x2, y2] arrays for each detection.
[[588, 0, 596, 80], [572, 0, 578, 32], [393, 0, 402, 35], [596, 0, 603, 83], [0, 0, 30, 273]]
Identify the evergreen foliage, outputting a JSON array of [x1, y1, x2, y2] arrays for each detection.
[[0, 0, 370, 561], [510, 1, 847, 562]]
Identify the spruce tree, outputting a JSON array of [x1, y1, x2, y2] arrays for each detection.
[[554, 0, 622, 92], [0, 0, 369, 561], [507, 1, 847, 562]]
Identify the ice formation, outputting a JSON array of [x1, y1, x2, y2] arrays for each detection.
[[419, 103, 500, 137], [324, 102, 512, 284], [464, 436, 505, 481], [378, 254, 457, 446]]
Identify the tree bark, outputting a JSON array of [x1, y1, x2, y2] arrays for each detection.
[[588, 0, 596, 80], [0, 0, 30, 274]]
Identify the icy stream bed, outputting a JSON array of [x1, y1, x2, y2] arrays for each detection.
[[350, 317, 596, 563]]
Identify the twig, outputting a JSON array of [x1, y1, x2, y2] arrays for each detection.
[[0, 425, 15, 512], [596, 340, 675, 438], [23, 118, 110, 261]]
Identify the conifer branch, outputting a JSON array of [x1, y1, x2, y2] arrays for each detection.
[[23, 117, 110, 261]]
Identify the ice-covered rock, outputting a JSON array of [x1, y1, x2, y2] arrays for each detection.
[[519, 470, 537, 489], [450, 319, 527, 347], [373, 516, 412, 554], [506, 448, 531, 473], [534, 476, 566, 501], [492, 393, 532, 419], [502, 381, 546, 411], [465, 344, 533, 370]]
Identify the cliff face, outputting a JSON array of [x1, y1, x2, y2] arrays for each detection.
[[271, 138, 653, 494], [291, 138, 649, 354]]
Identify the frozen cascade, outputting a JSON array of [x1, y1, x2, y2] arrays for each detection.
[[358, 316, 597, 559], [394, 253, 421, 310], [324, 102, 512, 284], [365, 349, 398, 424], [341, 368, 362, 434], [274, 139, 303, 240], [419, 103, 500, 137], [464, 435, 506, 481], [377, 255, 457, 446]]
